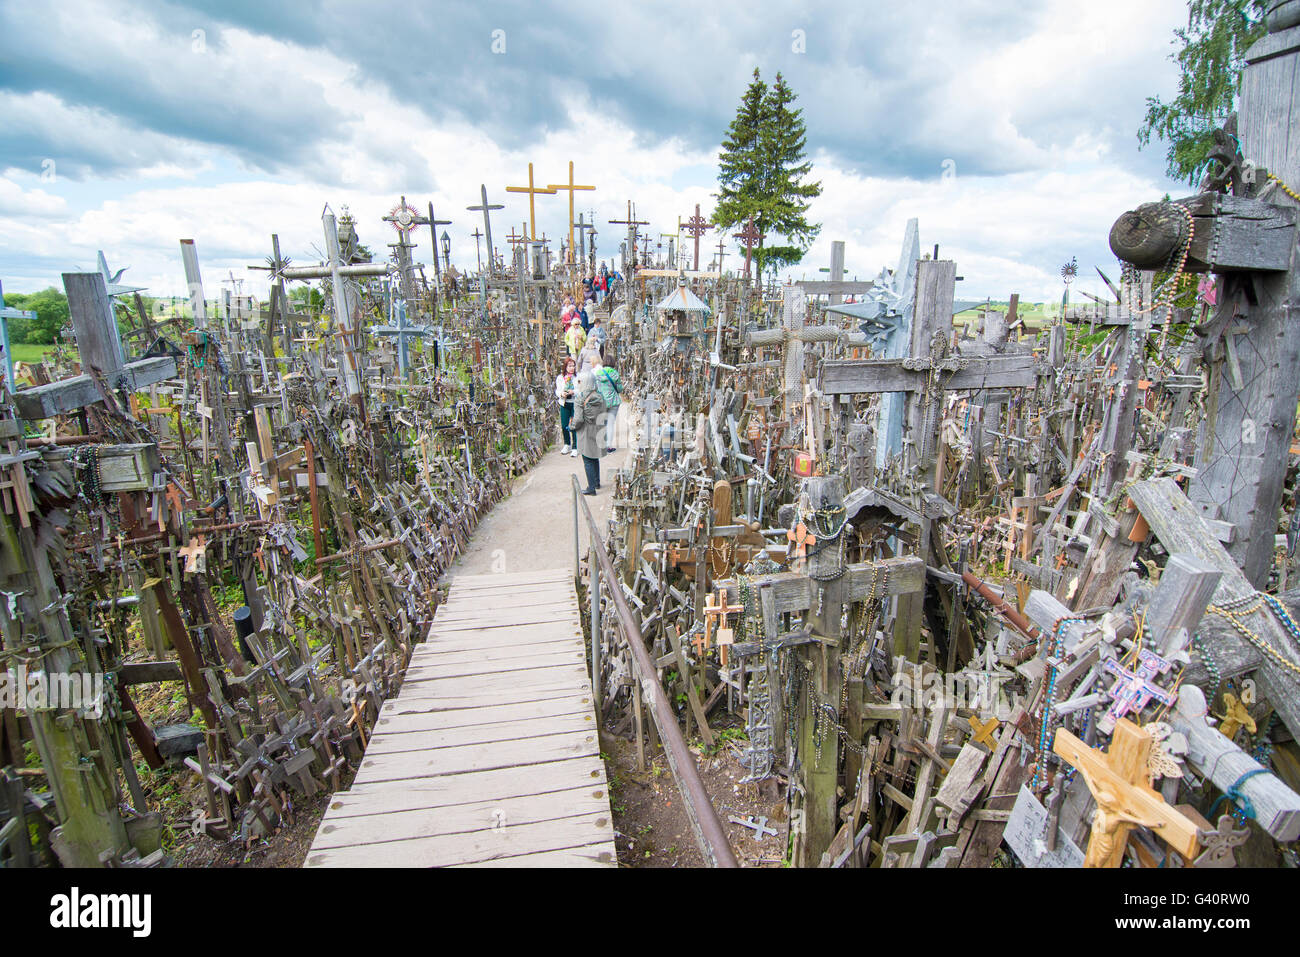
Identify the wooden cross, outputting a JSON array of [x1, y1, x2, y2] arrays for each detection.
[[733, 216, 761, 280], [820, 261, 1045, 502], [11, 273, 177, 421], [786, 521, 817, 570], [466, 185, 505, 276], [702, 585, 743, 663], [1053, 719, 1202, 867], [179, 535, 209, 575], [681, 204, 713, 272], [968, 715, 1000, 750], [547, 162, 596, 265], [505, 163, 557, 240]]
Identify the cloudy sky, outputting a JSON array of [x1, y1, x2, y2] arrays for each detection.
[[0, 0, 1193, 307]]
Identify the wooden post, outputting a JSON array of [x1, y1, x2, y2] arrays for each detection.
[[1187, 19, 1299, 586], [794, 474, 844, 867]]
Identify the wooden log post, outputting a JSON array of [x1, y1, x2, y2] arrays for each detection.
[[794, 474, 844, 867], [0, 514, 129, 866], [1108, 16, 1300, 587]]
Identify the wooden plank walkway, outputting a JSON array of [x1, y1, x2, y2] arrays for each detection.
[[305, 568, 616, 867]]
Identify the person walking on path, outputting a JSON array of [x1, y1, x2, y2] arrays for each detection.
[[577, 335, 601, 375], [554, 357, 578, 455], [565, 320, 587, 359], [591, 353, 622, 453], [588, 314, 607, 357], [573, 370, 608, 495]]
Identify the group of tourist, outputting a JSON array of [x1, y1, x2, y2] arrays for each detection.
[[556, 263, 623, 496]]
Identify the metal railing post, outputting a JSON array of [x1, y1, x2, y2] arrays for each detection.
[[570, 474, 739, 868], [589, 542, 602, 716]]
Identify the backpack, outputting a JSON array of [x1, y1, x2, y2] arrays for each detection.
[[595, 367, 622, 408]]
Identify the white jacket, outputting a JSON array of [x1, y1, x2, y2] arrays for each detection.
[[555, 373, 576, 405]]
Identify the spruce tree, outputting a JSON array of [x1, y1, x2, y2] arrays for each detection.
[[714, 69, 822, 282], [755, 72, 822, 278], [715, 69, 768, 233], [1139, 1, 1268, 184]]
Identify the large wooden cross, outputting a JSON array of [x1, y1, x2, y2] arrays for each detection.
[[505, 163, 556, 241], [547, 162, 595, 266], [1105, 16, 1300, 588], [820, 260, 1044, 492], [1053, 719, 1202, 867], [12, 273, 176, 421]]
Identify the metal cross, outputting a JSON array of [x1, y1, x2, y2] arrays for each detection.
[[1100, 647, 1177, 730], [682, 203, 713, 272], [466, 185, 505, 277], [369, 300, 436, 377], [728, 815, 778, 841], [733, 216, 762, 280]]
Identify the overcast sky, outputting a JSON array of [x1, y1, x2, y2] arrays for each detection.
[[0, 0, 1193, 306]]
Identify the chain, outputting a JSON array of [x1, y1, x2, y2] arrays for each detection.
[[1206, 593, 1300, 678]]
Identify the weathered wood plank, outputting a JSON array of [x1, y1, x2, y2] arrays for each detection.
[[363, 713, 595, 754], [305, 811, 614, 867], [312, 787, 610, 849]]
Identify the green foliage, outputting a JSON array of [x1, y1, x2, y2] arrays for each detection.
[[2, 287, 69, 344], [1139, 1, 1268, 184], [289, 286, 325, 317], [714, 68, 822, 281]]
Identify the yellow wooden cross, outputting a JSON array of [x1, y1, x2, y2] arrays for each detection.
[[1053, 719, 1202, 867], [547, 161, 595, 265], [968, 715, 1000, 750], [505, 162, 556, 240]]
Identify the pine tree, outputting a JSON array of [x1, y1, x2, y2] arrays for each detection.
[[715, 69, 768, 234], [1139, 0, 1268, 184], [714, 69, 822, 282], [755, 72, 822, 278]]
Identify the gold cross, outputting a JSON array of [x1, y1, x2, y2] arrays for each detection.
[[505, 162, 557, 240], [547, 161, 595, 265]]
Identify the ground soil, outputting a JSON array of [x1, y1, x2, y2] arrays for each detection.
[[602, 719, 789, 868]]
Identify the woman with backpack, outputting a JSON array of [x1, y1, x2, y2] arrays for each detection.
[[572, 371, 608, 495], [591, 352, 622, 453]]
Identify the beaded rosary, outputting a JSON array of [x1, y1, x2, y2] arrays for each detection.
[[1031, 616, 1083, 790], [1206, 592, 1300, 679]]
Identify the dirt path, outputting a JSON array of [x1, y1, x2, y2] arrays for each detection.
[[447, 403, 631, 577]]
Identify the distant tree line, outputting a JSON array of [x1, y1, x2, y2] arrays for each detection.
[[2, 288, 69, 344]]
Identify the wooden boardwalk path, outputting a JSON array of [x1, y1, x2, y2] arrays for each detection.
[[305, 568, 616, 867]]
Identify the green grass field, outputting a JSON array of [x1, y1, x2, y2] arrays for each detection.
[[9, 343, 53, 364]]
